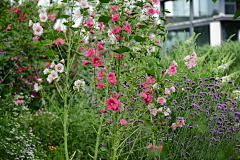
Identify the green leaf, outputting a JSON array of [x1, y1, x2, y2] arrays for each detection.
[[138, 25, 147, 29], [144, 68, 155, 76], [134, 36, 146, 42], [63, 22, 69, 26], [61, 15, 70, 19], [135, 1, 144, 7], [47, 34, 58, 40], [99, 0, 110, 3], [212, 0, 217, 2], [115, 46, 130, 53], [61, 0, 67, 3], [54, 8, 62, 11], [233, 10, 240, 20], [98, 16, 111, 23], [70, 27, 79, 32], [42, 50, 57, 56]]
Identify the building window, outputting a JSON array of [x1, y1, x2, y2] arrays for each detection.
[[222, 22, 240, 41], [193, 0, 220, 20], [194, 25, 210, 46], [166, 28, 190, 50], [225, 0, 236, 14]]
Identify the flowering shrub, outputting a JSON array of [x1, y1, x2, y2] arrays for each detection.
[[1, 0, 240, 160]]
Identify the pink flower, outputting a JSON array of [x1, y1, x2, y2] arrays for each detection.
[[123, 63, 127, 67], [112, 27, 122, 34], [56, 38, 64, 46], [156, 39, 160, 43], [98, 69, 104, 79], [127, 11, 132, 14], [157, 97, 166, 105], [147, 8, 155, 16], [110, 5, 118, 13], [155, 7, 160, 14], [97, 80, 104, 89], [90, 13, 95, 17], [101, 109, 107, 113], [112, 93, 119, 99], [190, 59, 196, 67], [33, 36, 40, 41], [124, 24, 131, 34], [156, 146, 163, 153], [86, 19, 94, 28], [16, 100, 24, 104], [84, 60, 90, 66], [171, 86, 175, 92], [169, 66, 177, 75], [177, 121, 183, 128], [99, 22, 103, 31], [151, 108, 157, 116], [106, 98, 119, 111], [98, 41, 104, 50], [144, 3, 152, 9], [112, 14, 119, 21], [172, 60, 178, 67], [120, 119, 127, 126], [90, 30, 94, 35], [172, 123, 177, 130], [50, 13, 56, 21], [151, 0, 159, 4], [165, 88, 170, 95], [186, 62, 192, 69], [149, 36, 153, 41], [107, 72, 116, 85], [80, 1, 88, 8], [86, 48, 93, 57], [184, 55, 191, 61], [148, 143, 155, 152], [192, 52, 197, 59], [92, 57, 102, 67]]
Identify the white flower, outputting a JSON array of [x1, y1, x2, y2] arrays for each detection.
[[74, 79, 85, 87], [151, 108, 157, 116], [37, 78, 43, 83], [50, 61, 55, 68], [33, 22, 40, 29], [33, 25, 43, 36], [75, 10, 81, 17], [164, 112, 169, 116], [166, 108, 171, 113], [34, 83, 41, 92], [80, 1, 88, 8], [55, 63, 64, 73], [73, 86, 79, 91], [50, 70, 58, 79], [47, 75, 53, 83], [158, 107, 163, 112], [39, 13, 48, 22], [60, 59, 65, 63], [29, 20, 33, 27], [38, 7, 46, 14], [43, 68, 49, 74]]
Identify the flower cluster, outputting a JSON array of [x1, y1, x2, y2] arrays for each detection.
[[184, 52, 197, 69], [73, 79, 85, 91], [43, 60, 64, 84]]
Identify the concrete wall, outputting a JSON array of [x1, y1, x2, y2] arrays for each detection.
[[210, 21, 221, 46]]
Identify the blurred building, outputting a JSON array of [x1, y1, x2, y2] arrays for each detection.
[[160, 0, 240, 49]]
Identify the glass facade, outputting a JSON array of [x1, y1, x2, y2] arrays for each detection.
[[166, 29, 190, 50], [194, 25, 210, 46], [193, 0, 220, 20], [222, 22, 240, 41], [225, 0, 236, 14]]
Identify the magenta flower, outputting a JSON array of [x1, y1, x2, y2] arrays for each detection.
[[92, 57, 102, 67], [107, 72, 116, 85], [97, 41, 104, 50], [112, 27, 122, 34], [172, 60, 178, 67], [156, 39, 160, 43], [86, 48, 93, 57], [177, 121, 183, 128], [101, 109, 107, 113], [110, 5, 118, 13], [99, 22, 103, 31], [86, 19, 94, 28], [98, 69, 104, 79], [190, 59, 196, 67], [111, 14, 119, 21], [147, 8, 155, 16], [120, 119, 127, 126], [50, 13, 56, 21], [106, 98, 119, 110], [148, 143, 155, 152], [84, 60, 90, 66], [124, 24, 131, 34], [169, 66, 177, 75], [151, 0, 159, 4], [165, 88, 170, 95], [172, 123, 176, 130], [97, 80, 104, 89]]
